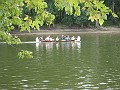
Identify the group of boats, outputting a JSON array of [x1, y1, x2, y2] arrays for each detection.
[[36, 35, 81, 43]]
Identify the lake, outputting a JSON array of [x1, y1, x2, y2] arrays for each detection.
[[0, 33, 120, 90]]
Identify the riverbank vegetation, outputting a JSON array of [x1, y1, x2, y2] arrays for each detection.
[[0, 0, 119, 59], [46, 0, 120, 28]]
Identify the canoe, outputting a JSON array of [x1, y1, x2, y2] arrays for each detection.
[[40, 40, 74, 42], [36, 36, 81, 43]]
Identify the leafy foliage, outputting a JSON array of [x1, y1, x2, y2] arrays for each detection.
[[21, 0, 55, 31], [0, 0, 23, 32], [18, 50, 33, 59], [0, 32, 21, 44], [55, 0, 117, 26], [55, 0, 81, 16], [0, 0, 55, 59]]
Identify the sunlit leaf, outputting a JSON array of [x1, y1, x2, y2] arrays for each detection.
[[24, 15, 29, 20], [99, 19, 104, 26], [88, 16, 95, 22], [112, 13, 118, 18]]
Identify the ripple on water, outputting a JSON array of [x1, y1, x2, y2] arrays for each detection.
[[3, 68, 8, 71], [39, 87, 49, 90], [11, 76, 17, 78], [108, 80, 116, 83], [22, 84, 29, 88], [82, 84, 94, 87], [25, 67, 29, 69], [77, 82, 84, 85], [21, 79, 28, 82], [42, 80, 50, 83], [12, 87, 17, 89], [107, 79, 113, 83], [99, 82, 108, 85], [86, 75, 93, 78], [62, 88, 73, 90], [79, 76, 86, 79], [77, 85, 99, 90], [19, 82, 25, 85], [76, 82, 98, 90], [104, 88, 114, 90]]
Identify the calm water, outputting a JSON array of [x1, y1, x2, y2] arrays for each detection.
[[0, 34, 120, 90]]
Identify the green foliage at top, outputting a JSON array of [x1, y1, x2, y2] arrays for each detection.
[[55, 0, 118, 26], [0, 0, 23, 32], [21, 0, 55, 31], [55, 0, 81, 16]]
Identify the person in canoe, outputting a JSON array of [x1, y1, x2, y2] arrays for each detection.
[[45, 35, 50, 41], [56, 36, 59, 42], [71, 36, 76, 41], [65, 35, 70, 41], [45, 35, 54, 41], [60, 35, 65, 40], [75, 36, 81, 42], [39, 36, 43, 41]]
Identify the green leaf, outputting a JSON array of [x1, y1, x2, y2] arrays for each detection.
[[88, 16, 95, 22], [99, 19, 104, 26], [112, 13, 118, 18]]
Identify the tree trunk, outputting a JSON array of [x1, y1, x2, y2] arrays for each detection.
[[112, 0, 115, 13], [81, 23, 83, 28], [95, 0, 100, 29], [95, 20, 100, 28]]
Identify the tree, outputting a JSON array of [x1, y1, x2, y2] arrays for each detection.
[[0, 0, 55, 59]]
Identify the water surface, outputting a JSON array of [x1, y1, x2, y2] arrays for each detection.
[[0, 34, 120, 90]]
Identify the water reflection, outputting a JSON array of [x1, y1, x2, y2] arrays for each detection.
[[56, 42, 59, 50], [35, 42, 81, 52], [76, 42, 81, 49], [45, 42, 54, 49], [35, 42, 81, 63], [36, 43, 39, 51]]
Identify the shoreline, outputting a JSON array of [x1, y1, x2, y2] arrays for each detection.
[[11, 27, 120, 35]]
